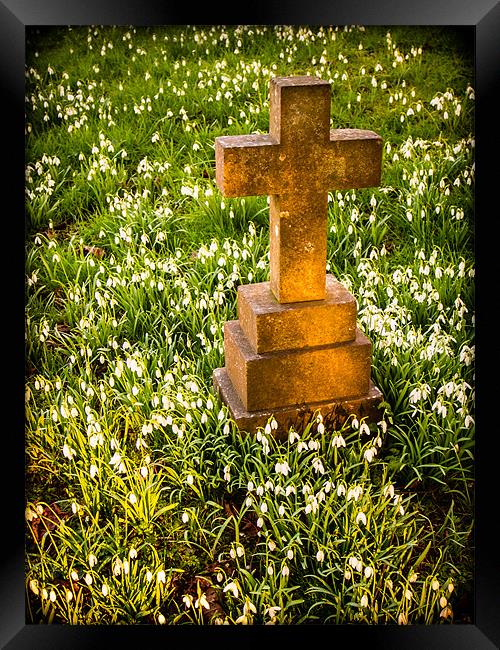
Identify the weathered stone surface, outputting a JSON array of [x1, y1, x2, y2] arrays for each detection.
[[212, 75, 384, 437], [269, 191, 328, 302], [238, 274, 356, 354], [215, 75, 383, 303], [213, 367, 384, 438], [224, 320, 372, 412]]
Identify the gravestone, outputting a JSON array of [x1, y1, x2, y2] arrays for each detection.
[[213, 76, 384, 436]]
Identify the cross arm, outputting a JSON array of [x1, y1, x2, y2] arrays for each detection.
[[215, 134, 279, 197], [325, 129, 383, 190]]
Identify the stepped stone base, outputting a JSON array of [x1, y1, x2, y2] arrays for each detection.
[[224, 320, 372, 412], [237, 275, 357, 353], [213, 367, 384, 438]]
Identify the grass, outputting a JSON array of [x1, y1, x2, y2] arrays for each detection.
[[25, 25, 474, 625]]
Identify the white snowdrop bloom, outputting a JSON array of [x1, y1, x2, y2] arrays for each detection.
[[364, 448, 375, 463], [223, 582, 239, 598], [182, 512, 189, 524], [312, 458, 325, 474], [359, 422, 370, 436], [109, 452, 122, 466], [356, 511, 367, 526], [360, 594, 368, 607]]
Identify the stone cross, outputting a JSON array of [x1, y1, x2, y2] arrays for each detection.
[[215, 75, 382, 303]]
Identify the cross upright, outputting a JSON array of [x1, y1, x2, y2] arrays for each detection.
[[215, 76, 383, 303]]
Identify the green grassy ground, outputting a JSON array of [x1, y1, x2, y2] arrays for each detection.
[[25, 25, 474, 625]]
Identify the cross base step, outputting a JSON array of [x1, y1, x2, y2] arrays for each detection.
[[213, 367, 384, 439]]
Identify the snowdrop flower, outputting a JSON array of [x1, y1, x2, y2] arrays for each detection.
[[316, 549, 325, 562], [312, 458, 325, 474], [275, 461, 290, 476], [195, 593, 210, 610], [359, 422, 370, 436], [182, 594, 194, 609], [384, 484, 395, 499], [63, 444, 76, 459], [356, 512, 367, 526], [360, 594, 368, 607], [347, 485, 363, 502], [109, 452, 122, 466]]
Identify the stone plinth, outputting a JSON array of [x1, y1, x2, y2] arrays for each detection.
[[237, 274, 356, 353], [224, 321, 372, 412], [213, 367, 383, 439], [213, 273, 383, 434]]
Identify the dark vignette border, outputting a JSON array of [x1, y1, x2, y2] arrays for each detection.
[[5, 0, 499, 647]]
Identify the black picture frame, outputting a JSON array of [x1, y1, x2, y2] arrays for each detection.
[[8, 0, 499, 647]]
